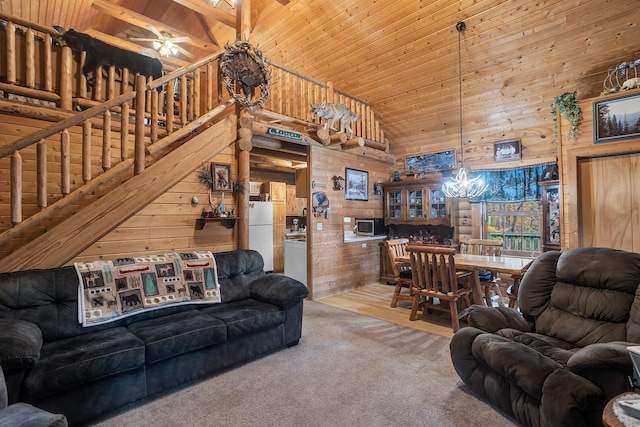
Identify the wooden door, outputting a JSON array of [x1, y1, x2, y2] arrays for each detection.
[[579, 153, 640, 251]]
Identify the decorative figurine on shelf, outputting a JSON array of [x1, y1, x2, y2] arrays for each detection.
[[218, 193, 226, 218], [392, 171, 401, 182]]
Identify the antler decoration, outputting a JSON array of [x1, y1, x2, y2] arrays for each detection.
[[220, 40, 271, 108]]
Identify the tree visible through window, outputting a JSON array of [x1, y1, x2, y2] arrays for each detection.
[[486, 201, 541, 255]]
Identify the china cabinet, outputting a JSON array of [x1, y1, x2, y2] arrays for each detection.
[[539, 180, 560, 251], [383, 177, 451, 226]]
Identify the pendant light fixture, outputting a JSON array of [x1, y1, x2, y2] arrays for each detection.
[[442, 21, 488, 199]]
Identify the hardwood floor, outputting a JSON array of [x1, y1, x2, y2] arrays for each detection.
[[316, 282, 466, 338]]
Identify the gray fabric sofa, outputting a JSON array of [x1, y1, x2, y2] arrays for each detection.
[[0, 249, 308, 426], [450, 247, 640, 427]]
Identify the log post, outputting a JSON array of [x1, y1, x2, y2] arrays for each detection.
[[61, 129, 71, 195], [103, 110, 111, 171], [44, 35, 53, 92], [180, 75, 188, 126], [166, 78, 175, 134], [342, 137, 365, 150], [83, 121, 92, 183], [150, 89, 158, 143], [26, 29, 35, 89], [11, 151, 22, 225], [6, 22, 16, 85], [134, 75, 146, 175], [37, 140, 47, 209], [121, 101, 130, 160], [59, 46, 73, 111], [316, 127, 331, 146], [193, 70, 201, 119]]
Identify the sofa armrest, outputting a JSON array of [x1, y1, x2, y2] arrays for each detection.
[[0, 319, 43, 370], [568, 342, 635, 402], [467, 306, 534, 333], [250, 274, 308, 306]]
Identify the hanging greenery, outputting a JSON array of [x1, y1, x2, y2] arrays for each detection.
[[197, 163, 214, 188], [550, 91, 582, 143]]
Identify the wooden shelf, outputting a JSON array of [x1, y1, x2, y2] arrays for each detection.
[[195, 217, 237, 230]]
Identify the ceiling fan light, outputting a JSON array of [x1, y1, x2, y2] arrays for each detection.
[[153, 41, 161, 50]]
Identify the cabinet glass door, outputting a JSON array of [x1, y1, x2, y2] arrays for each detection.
[[387, 191, 402, 219], [430, 189, 447, 218], [544, 186, 560, 246], [407, 189, 423, 219]]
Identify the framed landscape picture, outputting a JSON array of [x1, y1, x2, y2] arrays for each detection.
[[405, 150, 456, 175], [594, 92, 640, 143], [345, 168, 368, 201]]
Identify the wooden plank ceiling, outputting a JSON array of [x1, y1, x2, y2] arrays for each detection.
[[1, 0, 639, 160]]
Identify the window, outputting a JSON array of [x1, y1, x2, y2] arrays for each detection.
[[485, 201, 541, 255]]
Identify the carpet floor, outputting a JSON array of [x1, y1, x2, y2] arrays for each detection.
[[87, 300, 517, 427]]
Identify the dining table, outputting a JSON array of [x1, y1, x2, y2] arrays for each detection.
[[395, 252, 535, 307]]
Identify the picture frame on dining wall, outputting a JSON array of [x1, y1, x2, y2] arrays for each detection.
[[405, 149, 456, 175], [345, 168, 368, 201], [494, 140, 521, 161], [212, 163, 232, 191], [593, 92, 640, 143]]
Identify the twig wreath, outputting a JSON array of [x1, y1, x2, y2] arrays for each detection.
[[220, 40, 271, 108]]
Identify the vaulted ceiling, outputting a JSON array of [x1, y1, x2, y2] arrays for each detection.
[[1, 0, 639, 160]]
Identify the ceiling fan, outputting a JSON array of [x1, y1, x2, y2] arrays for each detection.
[[129, 25, 194, 59]]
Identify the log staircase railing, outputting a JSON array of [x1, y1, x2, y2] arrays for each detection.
[[0, 13, 393, 256]]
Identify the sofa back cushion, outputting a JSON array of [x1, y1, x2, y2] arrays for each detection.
[[209, 249, 265, 303], [0, 249, 266, 342], [520, 247, 640, 347]]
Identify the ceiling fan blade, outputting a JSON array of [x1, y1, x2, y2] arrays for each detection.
[[145, 25, 163, 39], [169, 36, 192, 43], [129, 38, 158, 42], [176, 45, 195, 59]]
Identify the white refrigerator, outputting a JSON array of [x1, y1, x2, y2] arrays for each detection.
[[249, 202, 274, 272]]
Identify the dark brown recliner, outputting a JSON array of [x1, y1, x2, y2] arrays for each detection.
[[450, 247, 640, 427]]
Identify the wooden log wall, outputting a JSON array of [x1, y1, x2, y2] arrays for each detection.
[[307, 145, 391, 300], [558, 88, 640, 252]]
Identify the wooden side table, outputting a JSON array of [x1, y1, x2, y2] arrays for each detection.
[[603, 392, 640, 427]]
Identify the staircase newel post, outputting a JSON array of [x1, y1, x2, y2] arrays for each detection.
[[134, 75, 146, 175]]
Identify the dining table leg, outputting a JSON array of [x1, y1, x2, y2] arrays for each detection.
[[469, 271, 486, 306]]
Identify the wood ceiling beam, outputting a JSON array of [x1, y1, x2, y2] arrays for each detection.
[[91, 0, 219, 52], [169, 0, 236, 28], [251, 147, 307, 163], [84, 30, 190, 68], [274, 0, 291, 4]]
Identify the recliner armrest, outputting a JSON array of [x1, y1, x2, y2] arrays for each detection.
[[250, 274, 308, 306], [0, 319, 43, 370], [467, 305, 534, 333], [568, 342, 635, 401]]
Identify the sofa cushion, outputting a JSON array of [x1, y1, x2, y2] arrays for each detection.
[[496, 329, 579, 366], [214, 250, 266, 303], [0, 319, 42, 370], [22, 327, 144, 400], [200, 299, 284, 338], [127, 310, 227, 364]]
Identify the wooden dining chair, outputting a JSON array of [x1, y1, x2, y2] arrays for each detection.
[[460, 238, 505, 307], [384, 238, 413, 307], [406, 245, 473, 333], [507, 261, 532, 309]]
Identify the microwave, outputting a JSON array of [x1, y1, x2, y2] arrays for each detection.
[[355, 218, 387, 236]]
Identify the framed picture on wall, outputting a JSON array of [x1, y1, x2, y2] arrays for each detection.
[[212, 163, 232, 191], [345, 168, 368, 201], [405, 149, 456, 175], [594, 92, 640, 143], [494, 140, 521, 161]]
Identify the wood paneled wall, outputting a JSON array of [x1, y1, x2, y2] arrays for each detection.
[[71, 145, 238, 264], [307, 146, 391, 299]]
